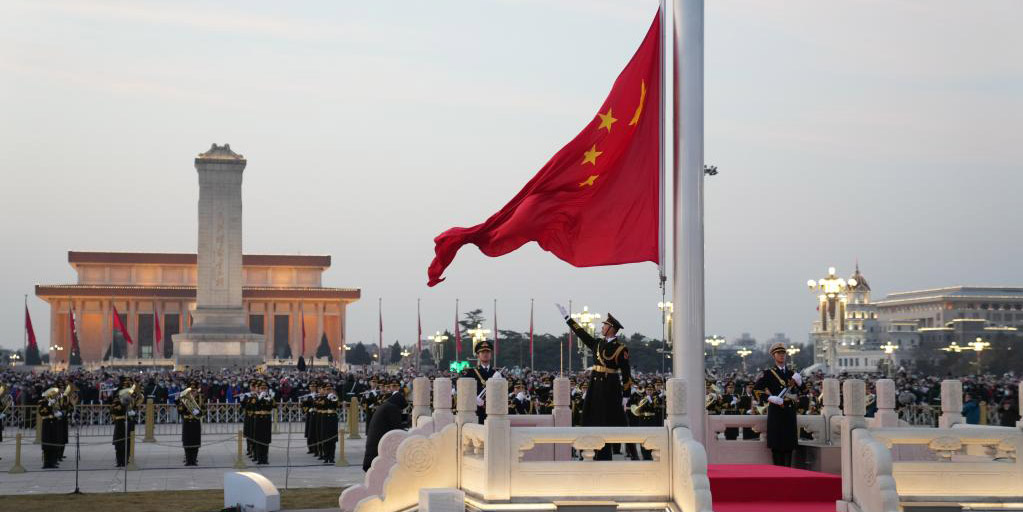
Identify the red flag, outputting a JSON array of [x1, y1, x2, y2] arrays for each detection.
[[454, 299, 461, 361], [427, 10, 661, 286], [301, 307, 307, 357], [68, 306, 81, 354], [25, 305, 38, 349], [154, 308, 163, 355], [112, 305, 134, 345]]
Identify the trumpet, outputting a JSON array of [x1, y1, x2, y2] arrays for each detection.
[[630, 395, 653, 416]]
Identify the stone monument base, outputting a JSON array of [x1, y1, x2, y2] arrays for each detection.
[[173, 332, 266, 368]]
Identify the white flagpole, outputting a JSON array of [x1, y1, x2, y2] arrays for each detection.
[[672, 0, 706, 444], [658, 0, 668, 290]]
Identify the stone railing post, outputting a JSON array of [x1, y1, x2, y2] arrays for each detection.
[[347, 397, 361, 439], [840, 379, 866, 507], [552, 377, 572, 461], [455, 378, 476, 426], [821, 378, 842, 444], [483, 377, 510, 501], [143, 398, 156, 442], [34, 408, 41, 444], [433, 377, 454, 429], [126, 430, 138, 471], [234, 430, 246, 469], [335, 425, 348, 466], [874, 379, 898, 427], [9, 433, 26, 473], [411, 376, 432, 427], [664, 377, 688, 431], [938, 379, 964, 428]]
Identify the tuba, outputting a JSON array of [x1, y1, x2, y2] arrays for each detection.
[[118, 384, 137, 407], [179, 387, 202, 416], [0, 384, 12, 416], [59, 384, 78, 408], [630, 395, 652, 417]]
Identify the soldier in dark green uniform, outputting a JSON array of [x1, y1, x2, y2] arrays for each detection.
[[38, 387, 62, 469], [252, 379, 274, 465], [176, 379, 205, 466], [753, 342, 804, 467], [304, 381, 320, 455], [558, 305, 633, 460], [243, 379, 257, 460], [109, 376, 137, 468], [459, 339, 497, 423], [318, 381, 341, 464]]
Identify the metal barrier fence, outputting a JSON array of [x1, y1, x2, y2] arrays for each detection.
[[2, 400, 368, 439]]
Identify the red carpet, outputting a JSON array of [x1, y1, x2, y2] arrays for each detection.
[[708, 464, 841, 512]]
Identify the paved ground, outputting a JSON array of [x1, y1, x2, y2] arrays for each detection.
[[0, 429, 369, 495]]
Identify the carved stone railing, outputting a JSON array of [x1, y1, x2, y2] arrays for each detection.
[[673, 426, 714, 512], [704, 413, 829, 464]]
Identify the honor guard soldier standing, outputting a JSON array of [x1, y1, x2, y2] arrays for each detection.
[[304, 381, 320, 455], [38, 387, 63, 469], [459, 339, 497, 424], [110, 376, 138, 467], [754, 342, 804, 467], [318, 382, 341, 463], [558, 305, 633, 460], [251, 380, 274, 465], [363, 377, 380, 433], [243, 379, 258, 460], [177, 379, 205, 466]]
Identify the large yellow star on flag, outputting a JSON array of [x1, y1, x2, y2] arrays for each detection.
[[596, 109, 617, 133], [579, 175, 599, 187], [582, 145, 603, 166]]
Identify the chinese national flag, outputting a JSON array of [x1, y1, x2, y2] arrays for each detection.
[[428, 9, 661, 286], [112, 305, 134, 345], [154, 309, 163, 354], [25, 305, 38, 349]]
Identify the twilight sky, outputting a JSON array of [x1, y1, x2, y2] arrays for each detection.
[[1, 0, 1021, 356]]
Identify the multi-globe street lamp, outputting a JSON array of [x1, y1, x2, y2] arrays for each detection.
[[967, 337, 990, 374], [429, 331, 448, 366], [705, 335, 726, 369], [467, 324, 491, 359], [880, 341, 898, 377], [736, 347, 752, 372], [808, 267, 858, 374], [572, 306, 600, 368], [657, 301, 673, 372]]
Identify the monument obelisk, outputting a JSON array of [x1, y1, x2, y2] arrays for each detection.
[[174, 143, 265, 368]]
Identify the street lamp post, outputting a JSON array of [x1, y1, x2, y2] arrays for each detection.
[[705, 335, 726, 370], [428, 331, 448, 367], [967, 337, 990, 374], [658, 301, 673, 373], [880, 341, 898, 377], [571, 306, 600, 369], [808, 267, 858, 375], [467, 324, 491, 361], [736, 347, 752, 373], [8, 353, 21, 367], [50, 344, 64, 370], [400, 349, 411, 368]]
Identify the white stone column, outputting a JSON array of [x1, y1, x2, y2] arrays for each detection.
[[101, 300, 111, 361], [873, 379, 899, 427], [433, 377, 454, 429], [839, 379, 866, 507], [315, 302, 324, 360], [411, 376, 431, 427], [128, 300, 138, 359], [664, 377, 688, 431], [821, 378, 842, 444], [455, 378, 477, 426], [552, 377, 572, 461], [266, 304, 276, 358], [483, 377, 510, 501], [939, 379, 964, 428]]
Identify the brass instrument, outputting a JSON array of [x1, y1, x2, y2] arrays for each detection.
[[705, 383, 723, 409], [179, 387, 202, 416], [0, 384, 12, 416], [630, 395, 653, 416], [58, 383, 78, 408], [118, 384, 137, 407]]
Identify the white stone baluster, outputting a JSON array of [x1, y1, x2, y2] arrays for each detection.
[[483, 377, 510, 500], [455, 378, 476, 426], [665, 377, 688, 431], [433, 377, 454, 429], [874, 379, 899, 427], [411, 376, 431, 428], [822, 378, 842, 444], [840, 379, 866, 508], [552, 377, 572, 460], [939, 379, 964, 428]]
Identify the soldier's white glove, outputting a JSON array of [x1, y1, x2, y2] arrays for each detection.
[[555, 303, 568, 319], [192, 409, 201, 416], [622, 398, 629, 408], [768, 395, 784, 406], [128, 410, 136, 417], [54, 410, 64, 418], [516, 392, 527, 401], [476, 396, 484, 407], [792, 373, 802, 386], [730, 397, 738, 406]]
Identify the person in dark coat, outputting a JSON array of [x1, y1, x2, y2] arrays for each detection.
[[558, 305, 633, 460], [362, 389, 409, 471], [459, 339, 498, 424], [753, 342, 804, 467], [998, 398, 1019, 427]]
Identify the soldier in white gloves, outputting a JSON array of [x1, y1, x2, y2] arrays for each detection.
[[753, 342, 804, 467]]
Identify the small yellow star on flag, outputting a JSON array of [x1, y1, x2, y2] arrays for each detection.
[[582, 145, 603, 166], [597, 109, 617, 132], [579, 175, 599, 187]]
